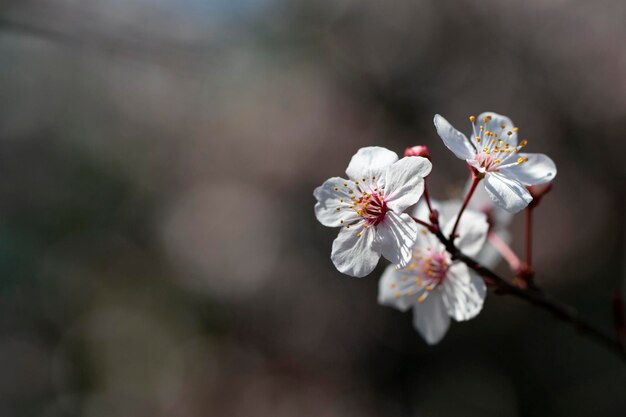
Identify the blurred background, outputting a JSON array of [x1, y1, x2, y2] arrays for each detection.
[[0, 0, 625, 416]]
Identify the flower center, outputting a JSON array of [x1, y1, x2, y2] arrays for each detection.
[[418, 250, 449, 288], [392, 248, 450, 303], [353, 191, 387, 225], [468, 115, 530, 173]]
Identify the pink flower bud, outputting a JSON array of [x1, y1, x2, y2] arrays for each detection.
[[404, 145, 431, 159]]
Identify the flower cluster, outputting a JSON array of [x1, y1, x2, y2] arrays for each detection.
[[314, 112, 557, 344]]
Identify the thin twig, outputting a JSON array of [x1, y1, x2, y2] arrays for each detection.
[[449, 175, 480, 239], [525, 207, 533, 268]]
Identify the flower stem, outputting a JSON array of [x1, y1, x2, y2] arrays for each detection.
[[525, 207, 533, 268], [411, 216, 434, 231], [487, 232, 521, 271], [449, 173, 481, 240], [423, 180, 433, 213]]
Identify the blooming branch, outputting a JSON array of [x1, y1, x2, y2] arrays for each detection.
[[313, 111, 625, 363]]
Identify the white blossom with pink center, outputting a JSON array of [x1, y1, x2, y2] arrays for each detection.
[[378, 207, 489, 344], [434, 112, 557, 213], [314, 147, 432, 277]]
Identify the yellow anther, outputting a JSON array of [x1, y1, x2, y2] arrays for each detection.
[[334, 187, 339, 191], [343, 183, 348, 187], [336, 207, 340, 211], [418, 295, 426, 303], [520, 139, 528, 146], [469, 115, 476, 122], [476, 137, 481, 143], [357, 233, 362, 238], [507, 131, 513, 136], [354, 180, 359, 185], [517, 157, 528, 164], [513, 127, 519, 132], [483, 116, 492, 123], [494, 159, 501, 164], [372, 176, 376, 180]]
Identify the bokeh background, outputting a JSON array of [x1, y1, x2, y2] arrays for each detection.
[[1, 0, 625, 416]]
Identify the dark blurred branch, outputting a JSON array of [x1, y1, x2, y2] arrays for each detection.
[[414, 217, 626, 363]]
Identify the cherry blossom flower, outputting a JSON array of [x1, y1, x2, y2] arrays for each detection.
[[378, 206, 488, 344], [314, 146, 432, 277], [434, 112, 557, 213]]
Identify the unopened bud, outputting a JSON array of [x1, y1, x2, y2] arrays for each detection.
[[428, 209, 440, 225], [404, 145, 431, 159], [527, 183, 553, 208]]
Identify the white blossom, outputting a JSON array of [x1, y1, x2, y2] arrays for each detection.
[[314, 147, 432, 277], [434, 112, 557, 213]]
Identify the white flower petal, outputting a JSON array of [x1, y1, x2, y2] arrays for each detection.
[[499, 153, 557, 186], [377, 212, 418, 268], [443, 209, 489, 256], [484, 173, 533, 213], [441, 263, 486, 321], [434, 114, 476, 160], [475, 111, 518, 146], [468, 180, 514, 229], [412, 293, 450, 345], [345, 146, 398, 182], [331, 222, 381, 277], [378, 265, 412, 312], [411, 199, 430, 220], [382, 156, 432, 212], [313, 177, 360, 227]]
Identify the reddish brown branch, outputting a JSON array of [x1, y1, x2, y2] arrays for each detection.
[[429, 227, 626, 363]]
